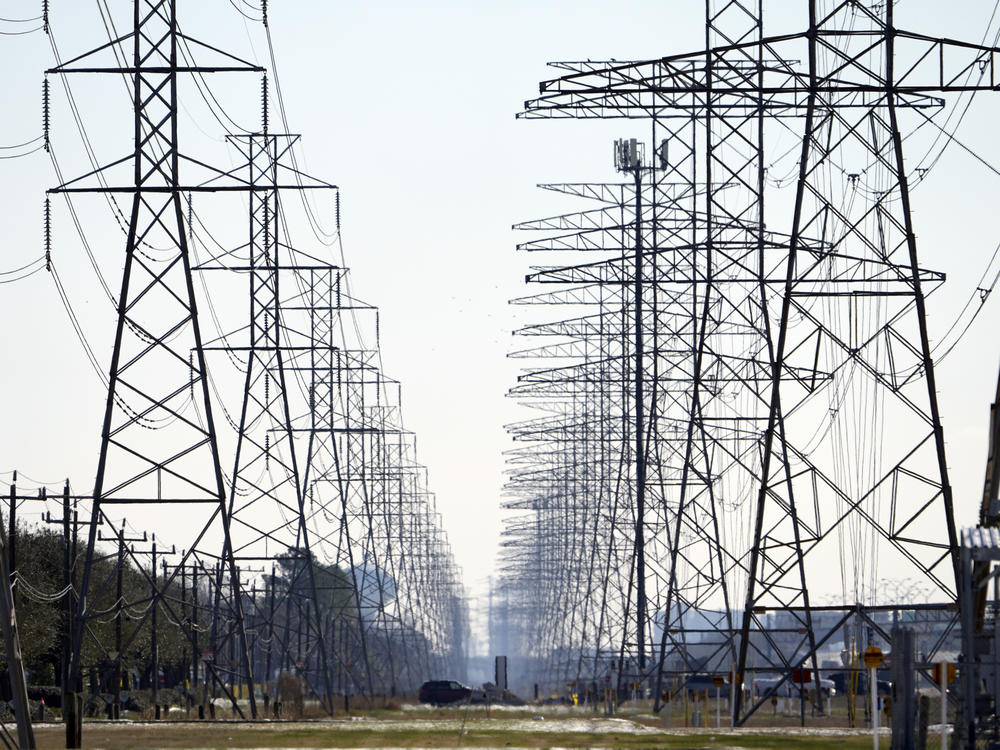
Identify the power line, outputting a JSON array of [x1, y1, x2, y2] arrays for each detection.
[[0, 25, 42, 35], [0, 136, 43, 150]]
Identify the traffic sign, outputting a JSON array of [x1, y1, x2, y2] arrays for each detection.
[[791, 668, 812, 684], [712, 675, 725, 688], [931, 662, 956, 685], [863, 646, 884, 669]]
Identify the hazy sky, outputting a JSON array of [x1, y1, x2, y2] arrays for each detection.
[[3, 1, 1000, 651]]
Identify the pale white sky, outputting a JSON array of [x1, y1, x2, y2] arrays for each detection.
[[3, 1, 1000, 651]]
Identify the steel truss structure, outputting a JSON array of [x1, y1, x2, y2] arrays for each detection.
[[288, 266, 468, 694], [496, 0, 997, 723], [50, 0, 264, 717], [211, 246, 469, 698], [45, 0, 466, 719], [195, 131, 340, 711]]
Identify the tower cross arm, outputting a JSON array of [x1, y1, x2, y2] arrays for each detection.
[[520, 30, 1000, 119], [46, 32, 263, 75], [891, 30, 1000, 92]]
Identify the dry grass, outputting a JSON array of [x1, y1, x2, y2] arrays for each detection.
[[28, 710, 890, 750]]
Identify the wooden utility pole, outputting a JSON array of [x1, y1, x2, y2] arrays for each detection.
[[0, 485, 35, 749], [203, 563, 222, 719], [9, 477, 16, 610], [42, 485, 90, 747], [96, 520, 145, 719], [192, 563, 202, 719], [61, 485, 71, 706], [265, 566, 275, 714], [152, 541, 158, 719], [113, 525, 124, 719], [128, 535, 173, 720]]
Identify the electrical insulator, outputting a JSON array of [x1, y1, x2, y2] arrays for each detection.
[[42, 77, 50, 153], [263, 200, 270, 262], [261, 74, 268, 134], [44, 197, 51, 271]]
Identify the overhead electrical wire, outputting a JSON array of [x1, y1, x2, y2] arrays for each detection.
[[46, 25, 134, 239], [0, 25, 42, 35], [0, 135, 45, 158], [47, 145, 114, 303], [932, 239, 1000, 363], [89, 5, 309, 424], [48, 260, 108, 388], [43, 15, 125, 299], [49, 259, 169, 429], [228, 0, 263, 23], [761, 1, 1000, 484], [260, 21, 338, 246], [910, 0, 1000, 177], [0, 254, 46, 278], [0, 263, 46, 285], [897, 5, 1000, 364], [0, 145, 44, 159], [87, 0, 274, 390]]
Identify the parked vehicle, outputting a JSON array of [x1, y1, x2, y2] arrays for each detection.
[[418, 680, 479, 705], [827, 670, 891, 696], [680, 675, 728, 695], [753, 676, 837, 698]]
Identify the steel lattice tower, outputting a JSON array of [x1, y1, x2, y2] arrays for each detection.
[[43, 0, 469, 717], [49, 0, 264, 716], [500, 0, 1000, 722], [289, 266, 468, 693], [196, 131, 338, 711]]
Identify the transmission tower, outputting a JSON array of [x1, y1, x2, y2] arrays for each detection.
[[288, 266, 469, 692], [504, 0, 999, 723], [195, 130, 338, 711], [48, 0, 264, 717], [39, 0, 469, 718]]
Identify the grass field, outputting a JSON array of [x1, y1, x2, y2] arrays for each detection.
[[27, 705, 900, 749]]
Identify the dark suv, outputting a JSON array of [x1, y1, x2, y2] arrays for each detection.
[[827, 670, 891, 696], [418, 680, 474, 705]]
